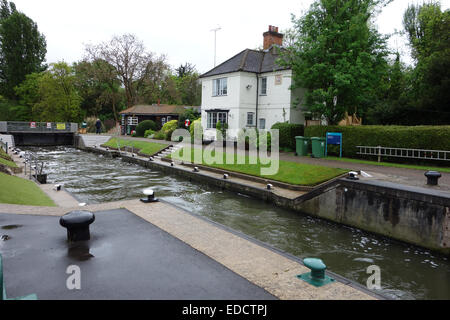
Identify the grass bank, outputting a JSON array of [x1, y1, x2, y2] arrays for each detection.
[[103, 138, 167, 156], [0, 149, 17, 168], [0, 156, 17, 168], [170, 148, 348, 186], [0, 172, 56, 206]]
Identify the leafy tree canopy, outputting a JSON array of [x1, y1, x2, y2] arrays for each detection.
[[0, 1, 46, 98], [280, 0, 391, 125]]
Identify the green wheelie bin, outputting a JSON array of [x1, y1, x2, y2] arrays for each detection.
[[295, 136, 310, 156], [311, 137, 326, 158]]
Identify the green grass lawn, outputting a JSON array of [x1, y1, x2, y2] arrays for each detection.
[[326, 156, 450, 173], [0, 172, 56, 206], [103, 138, 168, 156], [171, 148, 348, 186], [0, 156, 17, 168]]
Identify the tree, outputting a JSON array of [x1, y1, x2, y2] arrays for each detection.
[[85, 34, 169, 107], [13, 72, 42, 119], [32, 62, 82, 122], [365, 53, 414, 124], [74, 59, 124, 122], [0, 2, 46, 98], [175, 63, 196, 78], [280, 0, 391, 125], [172, 63, 201, 106], [0, 0, 16, 20], [402, 2, 450, 124]]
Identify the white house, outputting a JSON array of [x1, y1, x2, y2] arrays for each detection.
[[200, 26, 306, 141]]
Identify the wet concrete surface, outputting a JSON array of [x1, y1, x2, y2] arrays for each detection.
[[0, 209, 276, 300]]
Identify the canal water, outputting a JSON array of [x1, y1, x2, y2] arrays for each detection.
[[28, 146, 450, 300]]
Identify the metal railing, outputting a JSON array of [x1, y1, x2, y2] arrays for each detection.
[[5, 121, 77, 133], [0, 139, 7, 154], [23, 150, 46, 181], [357, 146, 450, 162]]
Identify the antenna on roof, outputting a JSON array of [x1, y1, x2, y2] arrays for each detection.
[[211, 26, 222, 67]]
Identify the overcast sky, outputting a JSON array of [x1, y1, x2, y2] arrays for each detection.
[[11, 0, 450, 74]]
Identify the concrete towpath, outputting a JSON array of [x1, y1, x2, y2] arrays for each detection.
[[0, 199, 378, 300]]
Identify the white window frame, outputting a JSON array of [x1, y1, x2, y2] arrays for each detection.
[[162, 117, 167, 126], [260, 77, 267, 95], [213, 78, 228, 96], [207, 112, 228, 129], [127, 117, 138, 126], [247, 112, 255, 127]]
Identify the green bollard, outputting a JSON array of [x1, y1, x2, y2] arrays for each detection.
[[297, 258, 335, 287]]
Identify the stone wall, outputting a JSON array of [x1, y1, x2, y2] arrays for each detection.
[[298, 179, 450, 255]]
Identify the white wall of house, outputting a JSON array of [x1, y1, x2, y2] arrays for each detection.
[[201, 70, 305, 141]]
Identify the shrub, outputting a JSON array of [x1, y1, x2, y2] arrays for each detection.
[[271, 123, 304, 150], [189, 119, 203, 142], [153, 131, 167, 140], [144, 130, 156, 138], [136, 120, 158, 137], [160, 120, 178, 141], [304, 125, 450, 158]]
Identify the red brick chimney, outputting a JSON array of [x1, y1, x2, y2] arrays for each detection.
[[263, 25, 284, 50]]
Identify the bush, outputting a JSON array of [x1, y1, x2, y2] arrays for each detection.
[[153, 131, 167, 140], [189, 119, 203, 142], [144, 130, 156, 138], [305, 125, 450, 158], [161, 120, 178, 141], [136, 120, 158, 137], [271, 123, 304, 150]]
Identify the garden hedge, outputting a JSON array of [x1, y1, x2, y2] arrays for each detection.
[[304, 125, 450, 158], [271, 123, 305, 150]]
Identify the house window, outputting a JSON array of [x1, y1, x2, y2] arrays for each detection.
[[259, 118, 266, 129], [213, 78, 228, 96], [167, 116, 172, 122], [162, 117, 167, 126], [260, 77, 267, 95], [247, 113, 255, 126], [127, 117, 138, 126], [207, 112, 228, 129]]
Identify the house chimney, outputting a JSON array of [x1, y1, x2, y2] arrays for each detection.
[[263, 25, 284, 50], [157, 99, 160, 106]]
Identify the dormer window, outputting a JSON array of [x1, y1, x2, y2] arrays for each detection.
[[213, 78, 228, 96]]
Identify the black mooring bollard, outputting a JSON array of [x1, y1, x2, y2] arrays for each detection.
[[60, 211, 95, 242], [425, 171, 441, 186]]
